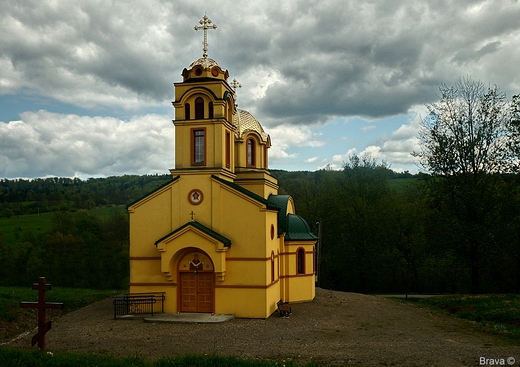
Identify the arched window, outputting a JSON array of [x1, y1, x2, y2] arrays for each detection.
[[185, 103, 190, 120], [297, 248, 305, 275], [208, 102, 214, 119], [195, 97, 204, 119], [247, 138, 255, 167]]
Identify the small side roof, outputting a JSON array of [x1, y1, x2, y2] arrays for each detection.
[[154, 221, 232, 248], [267, 194, 291, 234], [285, 214, 318, 241]]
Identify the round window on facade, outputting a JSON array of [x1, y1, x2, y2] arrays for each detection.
[[194, 67, 203, 76], [211, 67, 219, 77], [188, 189, 204, 205]]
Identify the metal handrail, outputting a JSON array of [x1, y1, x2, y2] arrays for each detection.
[[113, 292, 165, 318]]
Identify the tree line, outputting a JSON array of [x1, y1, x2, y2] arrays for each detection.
[[2, 163, 519, 293], [0, 175, 173, 289], [274, 160, 520, 295], [0, 174, 172, 218]]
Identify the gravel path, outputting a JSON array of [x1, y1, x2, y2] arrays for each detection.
[[6, 288, 520, 366]]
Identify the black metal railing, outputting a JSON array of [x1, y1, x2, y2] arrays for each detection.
[[113, 292, 165, 318]]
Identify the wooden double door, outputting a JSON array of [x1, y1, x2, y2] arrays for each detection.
[[180, 272, 213, 313]]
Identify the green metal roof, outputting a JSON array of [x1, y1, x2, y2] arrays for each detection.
[[154, 221, 232, 247], [267, 194, 291, 234], [285, 214, 318, 241]]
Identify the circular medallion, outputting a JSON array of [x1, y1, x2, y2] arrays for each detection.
[[188, 189, 203, 205], [211, 67, 219, 77], [194, 67, 203, 76]]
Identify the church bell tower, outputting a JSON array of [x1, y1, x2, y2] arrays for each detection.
[[172, 15, 237, 178]]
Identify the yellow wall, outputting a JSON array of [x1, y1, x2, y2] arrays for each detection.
[[215, 287, 268, 318], [128, 173, 315, 317], [128, 58, 315, 318]]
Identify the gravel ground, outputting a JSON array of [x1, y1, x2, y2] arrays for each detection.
[[6, 288, 520, 366]]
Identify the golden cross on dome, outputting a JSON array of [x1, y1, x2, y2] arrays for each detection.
[[194, 14, 217, 59], [230, 78, 241, 106]]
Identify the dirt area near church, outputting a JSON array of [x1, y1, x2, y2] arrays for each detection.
[[4, 288, 520, 366]]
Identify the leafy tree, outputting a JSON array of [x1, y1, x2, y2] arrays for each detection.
[[315, 154, 400, 292], [413, 78, 519, 293]]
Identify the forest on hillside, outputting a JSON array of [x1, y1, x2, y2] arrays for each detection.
[[0, 174, 172, 218], [1, 164, 519, 294], [275, 161, 520, 295], [0, 175, 172, 289]]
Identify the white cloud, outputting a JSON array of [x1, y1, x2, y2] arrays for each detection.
[[360, 146, 382, 159], [361, 125, 377, 132], [0, 111, 173, 178], [331, 148, 358, 164], [267, 124, 324, 161], [304, 156, 319, 163]]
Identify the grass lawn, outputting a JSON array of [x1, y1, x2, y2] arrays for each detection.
[[0, 286, 124, 322], [0, 212, 53, 245], [0, 206, 127, 246], [400, 294, 520, 342], [0, 350, 319, 367]]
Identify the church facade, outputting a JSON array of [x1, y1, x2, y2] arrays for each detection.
[[127, 16, 317, 318]]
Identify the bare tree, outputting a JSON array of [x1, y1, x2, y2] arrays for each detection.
[[413, 77, 519, 293]]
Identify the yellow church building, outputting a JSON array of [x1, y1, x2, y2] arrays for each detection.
[[127, 15, 317, 319]]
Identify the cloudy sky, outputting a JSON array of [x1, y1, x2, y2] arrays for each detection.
[[1, 0, 520, 179]]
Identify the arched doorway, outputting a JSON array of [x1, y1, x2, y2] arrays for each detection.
[[178, 250, 214, 313]]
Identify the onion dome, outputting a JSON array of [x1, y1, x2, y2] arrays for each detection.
[[234, 109, 269, 143], [182, 57, 229, 81]]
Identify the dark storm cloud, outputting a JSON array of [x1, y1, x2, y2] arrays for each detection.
[[2, 0, 519, 122], [1, 0, 520, 178]]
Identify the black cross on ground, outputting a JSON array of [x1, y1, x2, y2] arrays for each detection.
[[20, 277, 64, 350]]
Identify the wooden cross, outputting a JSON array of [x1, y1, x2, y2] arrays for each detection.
[[194, 14, 217, 59], [20, 277, 64, 350]]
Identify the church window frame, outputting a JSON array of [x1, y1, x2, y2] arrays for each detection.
[[191, 128, 206, 165], [297, 247, 305, 275], [195, 97, 204, 119], [185, 103, 191, 120], [247, 138, 256, 168], [225, 131, 231, 168]]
